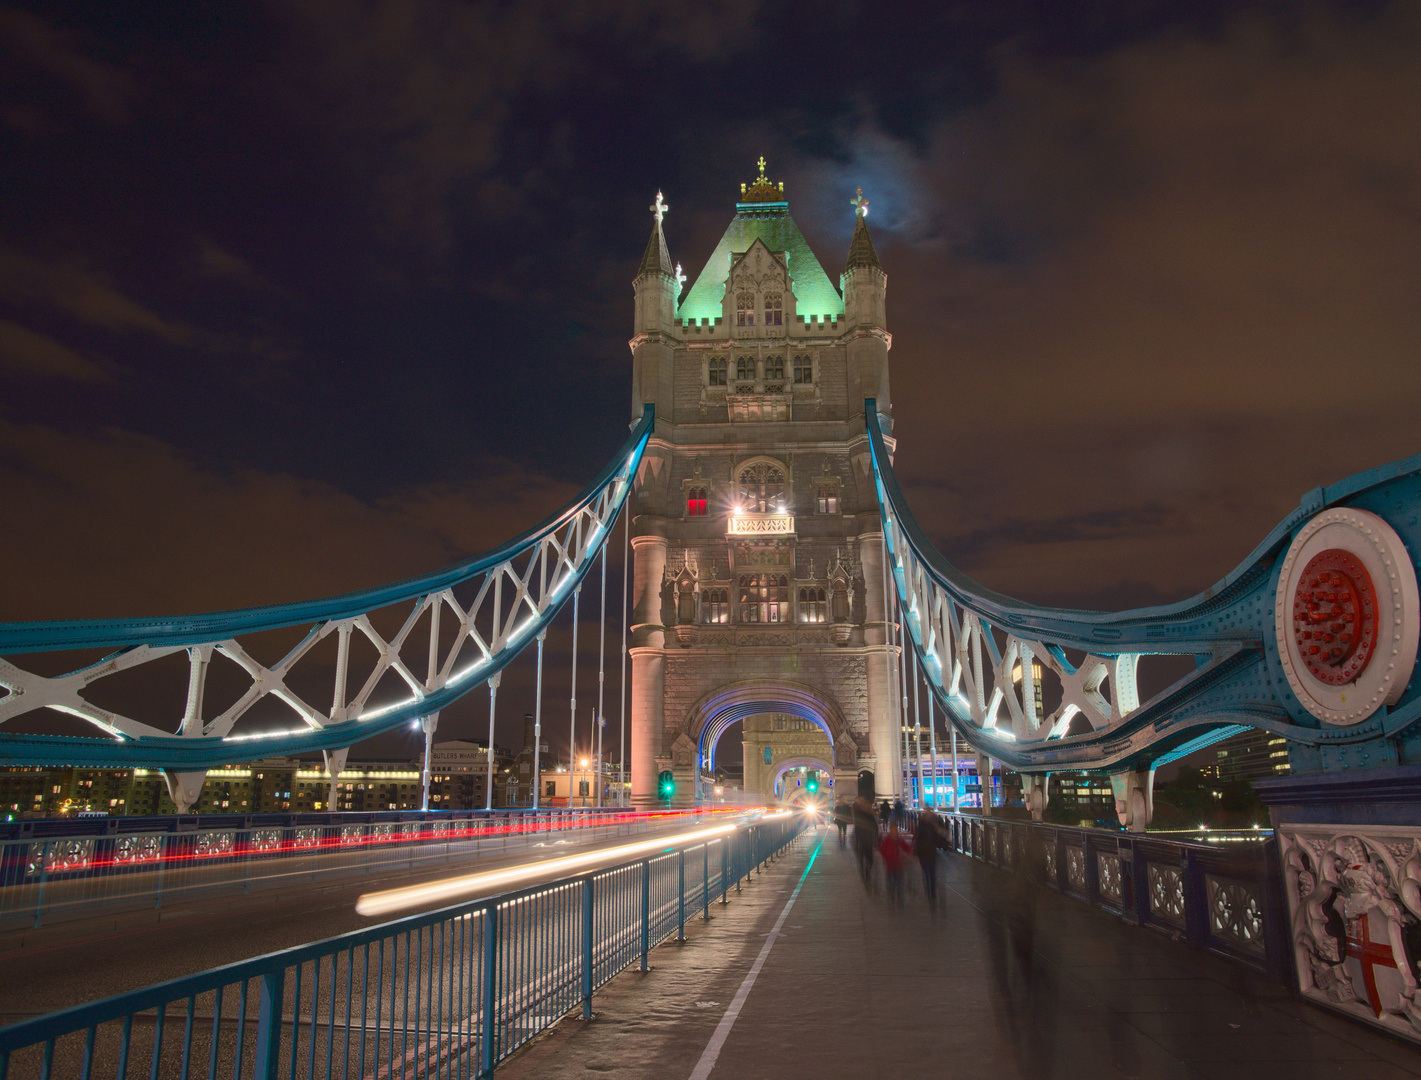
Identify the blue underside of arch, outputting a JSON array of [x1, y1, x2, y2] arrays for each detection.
[[698, 697, 832, 772]]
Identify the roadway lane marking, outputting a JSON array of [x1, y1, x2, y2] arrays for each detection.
[[687, 833, 823, 1080]]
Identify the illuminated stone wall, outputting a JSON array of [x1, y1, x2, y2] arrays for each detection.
[[628, 168, 899, 804]]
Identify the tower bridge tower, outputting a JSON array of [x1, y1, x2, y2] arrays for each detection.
[[628, 162, 901, 806]]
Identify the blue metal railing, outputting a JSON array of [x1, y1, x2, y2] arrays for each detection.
[[933, 812, 1289, 982], [0, 812, 804, 1079]]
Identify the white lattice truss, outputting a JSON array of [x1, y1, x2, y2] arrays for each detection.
[[883, 505, 1147, 749], [0, 474, 631, 753]]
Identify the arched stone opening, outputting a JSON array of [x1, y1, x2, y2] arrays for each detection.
[[771, 755, 834, 802], [684, 680, 850, 804]]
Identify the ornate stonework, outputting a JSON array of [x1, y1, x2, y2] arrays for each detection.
[[627, 167, 898, 805], [1280, 823, 1421, 1041]]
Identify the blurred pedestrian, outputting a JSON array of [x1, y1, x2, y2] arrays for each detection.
[[852, 794, 878, 890], [915, 807, 943, 911], [878, 820, 910, 909], [878, 799, 891, 825], [832, 798, 850, 848], [892, 797, 906, 828]]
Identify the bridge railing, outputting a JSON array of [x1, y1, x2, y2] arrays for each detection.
[[0, 808, 735, 931], [935, 812, 1291, 982], [0, 812, 804, 1080]]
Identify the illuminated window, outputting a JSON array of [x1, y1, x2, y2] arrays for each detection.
[[816, 486, 838, 514], [739, 574, 788, 623], [702, 588, 729, 624], [764, 355, 784, 380], [764, 292, 782, 326], [686, 487, 708, 516], [799, 587, 827, 623], [793, 355, 812, 384], [774, 718, 787, 730], [736, 356, 755, 382], [708, 356, 727, 386], [736, 461, 786, 513], [736, 292, 755, 326]]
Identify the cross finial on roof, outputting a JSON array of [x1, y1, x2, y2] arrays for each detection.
[[674, 262, 686, 293], [851, 186, 869, 218], [651, 191, 668, 224], [757, 156, 767, 180]]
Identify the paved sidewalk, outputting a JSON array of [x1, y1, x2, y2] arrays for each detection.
[[498, 822, 1421, 1080]]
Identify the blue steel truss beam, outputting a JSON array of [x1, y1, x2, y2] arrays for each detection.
[[865, 401, 1421, 774], [0, 407, 654, 769]]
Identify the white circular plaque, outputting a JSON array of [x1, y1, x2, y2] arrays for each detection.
[[1274, 508, 1419, 725]]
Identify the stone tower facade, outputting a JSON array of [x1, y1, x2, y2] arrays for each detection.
[[627, 164, 899, 806]]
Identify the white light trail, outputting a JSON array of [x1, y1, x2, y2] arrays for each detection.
[[355, 819, 748, 918]]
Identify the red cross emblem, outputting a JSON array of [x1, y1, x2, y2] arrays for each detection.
[[1346, 912, 1399, 1018]]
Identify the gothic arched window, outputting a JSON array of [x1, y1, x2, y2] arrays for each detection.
[[764, 292, 782, 326], [701, 588, 728, 624], [764, 355, 784, 381], [735, 356, 755, 382], [793, 355, 813, 384], [736, 292, 755, 326], [686, 487, 707, 516], [736, 460, 786, 513], [739, 574, 788, 623], [708, 357, 727, 386], [799, 587, 827, 623]]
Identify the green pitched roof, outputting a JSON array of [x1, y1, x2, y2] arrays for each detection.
[[678, 205, 844, 324]]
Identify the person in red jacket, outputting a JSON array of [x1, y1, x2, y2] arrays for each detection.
[[878, 820, 911, 908]]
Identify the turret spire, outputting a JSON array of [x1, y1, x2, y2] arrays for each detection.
[[638, 190, 674, 278], [844, 186, 882, 273]]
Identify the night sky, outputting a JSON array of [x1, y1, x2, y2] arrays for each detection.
[[4, 2, 1419, 763]]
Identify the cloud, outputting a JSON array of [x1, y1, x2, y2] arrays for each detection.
[[862, 5, 1421, 608], [0, 318, 109, 382], [0, 245, 192, 345], [275, 0, 766, 248], [195, 239, 285, 296], [0, 8, 140, 128], [0, 421, 581, 622]]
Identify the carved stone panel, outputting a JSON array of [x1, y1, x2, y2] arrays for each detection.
[[1278, 823, 1421, 1043], [1066, 846, 1086, 892], [1147, 864, 1185, 926], [1098, 853, 1123, 905]]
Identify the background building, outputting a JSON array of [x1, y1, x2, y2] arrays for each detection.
[[741, 713, 835, 800], [0, 738, 517, 819], [1214, 730, 1292, 783]]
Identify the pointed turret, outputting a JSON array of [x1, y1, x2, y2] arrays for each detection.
[[630, 191, 679, 421], [841, 186, 890, 420], [638, 201, 675, 279], [844, 194, 882, 273]]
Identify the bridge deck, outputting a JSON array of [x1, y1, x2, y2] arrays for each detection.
[[500, 822, 1421, 1080]]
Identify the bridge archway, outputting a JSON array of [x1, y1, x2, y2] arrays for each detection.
[[685, 680, 847, 803], [770, 756, 834, 800]]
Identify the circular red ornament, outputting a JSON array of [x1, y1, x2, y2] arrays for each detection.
[[1290, 549, 1378, 685]]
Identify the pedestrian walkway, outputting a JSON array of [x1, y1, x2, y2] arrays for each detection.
[[497, 822, 1421, 1080]]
